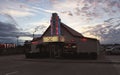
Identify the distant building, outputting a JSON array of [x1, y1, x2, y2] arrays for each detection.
[[0, 43, 16, 48]]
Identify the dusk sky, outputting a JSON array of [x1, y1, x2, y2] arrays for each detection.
[[0, 0, 120, 44]]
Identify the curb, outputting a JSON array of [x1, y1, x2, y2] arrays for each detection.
[[23, 59, 120, 64]]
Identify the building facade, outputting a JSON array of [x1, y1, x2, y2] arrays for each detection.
[[26, 13, 100, 59]]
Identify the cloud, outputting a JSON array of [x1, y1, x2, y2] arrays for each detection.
[[82, 17, 120, 44], [0, 21, 38, 43], [25, 21, 49, 35], [0, 0, 120, 44], [74, 7, 81, 15], [52, 0, 120, 17], [1, 9, 34, 17], [0, 21, 19, 43], [81, 6, 90, 11], [33, 25, 47, 34], [26, 0, 40, 2], [0, 22, 19, 34], [0, 22, 41, 43], [30, 6, 59, 14], [0, 0, 36, 18]]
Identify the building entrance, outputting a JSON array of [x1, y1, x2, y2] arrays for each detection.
[[49, 42, 63, 58]]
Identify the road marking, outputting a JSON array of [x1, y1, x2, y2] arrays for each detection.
[[5, 71, 19, 75]]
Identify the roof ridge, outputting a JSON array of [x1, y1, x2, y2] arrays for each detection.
[[32, 22, 84, 42], [61, 22, 83, 37]]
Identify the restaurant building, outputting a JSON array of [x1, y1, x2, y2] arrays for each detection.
[[25, 13, 100, 59]]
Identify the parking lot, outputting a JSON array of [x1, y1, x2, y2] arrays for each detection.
[[0, 55, 120, 75]]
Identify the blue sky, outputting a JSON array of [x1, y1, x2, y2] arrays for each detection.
[[0, 0, 120, 44]]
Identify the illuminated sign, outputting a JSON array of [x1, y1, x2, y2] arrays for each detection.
[[59, 36, 65, 42], [81, 38, 87, 42], [32, 41, 39, 45], [50, 13, 61, 36], [43, 36, 65, 42]]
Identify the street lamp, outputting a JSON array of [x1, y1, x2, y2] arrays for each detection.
[[33, 32, 35, 39], [16, 36, 19, 46]]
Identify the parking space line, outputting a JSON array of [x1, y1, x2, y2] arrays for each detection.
[[5, 71, 19, 75]]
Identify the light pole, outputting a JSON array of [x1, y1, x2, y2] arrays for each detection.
[[16, 36, 19, 46], [33, 32, 35, 39]]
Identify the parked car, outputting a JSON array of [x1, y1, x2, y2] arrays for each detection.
[[106, 46, 120, 55]]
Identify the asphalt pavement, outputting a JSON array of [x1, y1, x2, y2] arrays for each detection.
[[0, 55, 120, 75]]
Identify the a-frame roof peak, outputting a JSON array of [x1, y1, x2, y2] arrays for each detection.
[[61, 23, 83, 37]]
